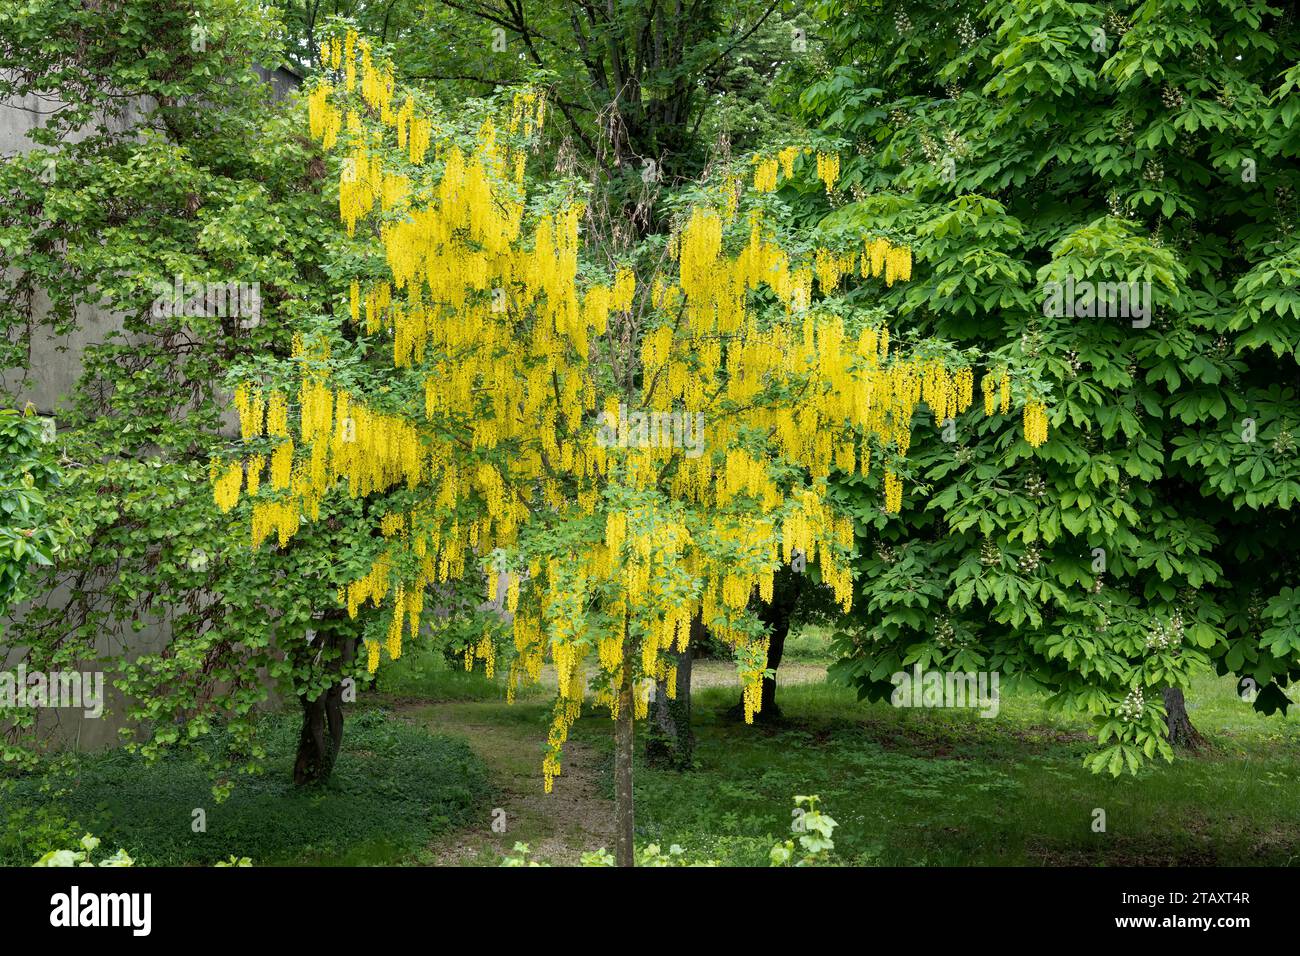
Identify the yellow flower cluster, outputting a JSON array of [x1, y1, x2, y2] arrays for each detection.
[[860, 237, 913, 286], [211, 461, 242, 513], [753, 155, 779, 192], [751, 146, 840, 193], [1023, 401, 1049, 448], [816, 151, 840, 191], [233, 384, 265, 440], [509, 89, 546, 138], [980, 369, 1008, 412], [883, 470, 903, 513], [465, 630, 496, 677], [221, 348, 429, 555], [674, 213, 917, 333], [250, 496, 299, 549]]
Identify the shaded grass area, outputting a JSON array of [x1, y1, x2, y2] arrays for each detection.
[[0, 707, 489, 866], [604, 673, 1300, 866], [782, 624, 839, 665], [377, 644, 510, 702]]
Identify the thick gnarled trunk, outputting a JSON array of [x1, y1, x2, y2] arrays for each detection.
[[1163, 687, 1208, 752], [293, 683, 345, 786], [292, 618, 357, 786]]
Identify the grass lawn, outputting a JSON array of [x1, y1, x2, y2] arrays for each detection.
[[5, 634, 1298, 866], [0, 707, 489, 866], [619, 675, 1300, 866], [385, 640, 1300, 866]]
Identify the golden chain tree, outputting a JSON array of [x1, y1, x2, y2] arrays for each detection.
[[214, 27, 1048, 864]]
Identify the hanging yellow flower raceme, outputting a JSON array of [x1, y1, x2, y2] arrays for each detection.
[[212, 460, 242, 513], [816, 151, 840, 191], [1024, 400, 1049, 448], [752, 155, 779, 192]]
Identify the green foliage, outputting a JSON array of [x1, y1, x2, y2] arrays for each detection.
[[501, 794, 837, 865], [0, 799, 83, 865], [0, 0, 389, 780], [0, 407, 64, 620], [769, 794, 839, 865], [794, 0, 1300, 772], [33, 833, 135, 868], [33, 834, 256, 867]]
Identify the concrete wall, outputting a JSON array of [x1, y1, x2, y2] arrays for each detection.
[[0, 88, 153, 413]]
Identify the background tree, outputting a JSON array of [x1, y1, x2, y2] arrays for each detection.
[[0, 0, 386, 787], [274, 0, 813, 215], [794, 0, 1300, 771], [721, 564, 848, 722]]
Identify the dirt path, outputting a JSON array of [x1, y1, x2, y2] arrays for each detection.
[[396, 699, 616, 865], [531, 658, 829, 692], [399, 661, 828, 865]]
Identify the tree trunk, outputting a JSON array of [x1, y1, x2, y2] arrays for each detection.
[[292, 623, 356, 786], [293, 682, 345, 785], [645, 615, 697, 769], [614, 640, 636, 866], [1163, 687, 1208, 752], [731, 567, 804, 722], [757, 617, 786, 721]]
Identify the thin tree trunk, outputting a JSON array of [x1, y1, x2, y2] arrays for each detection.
[[757, 618, 786, 720], [645, 616, 697, 769], [1163, 687, 1208, 751], [614, 639, 636, 866]]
